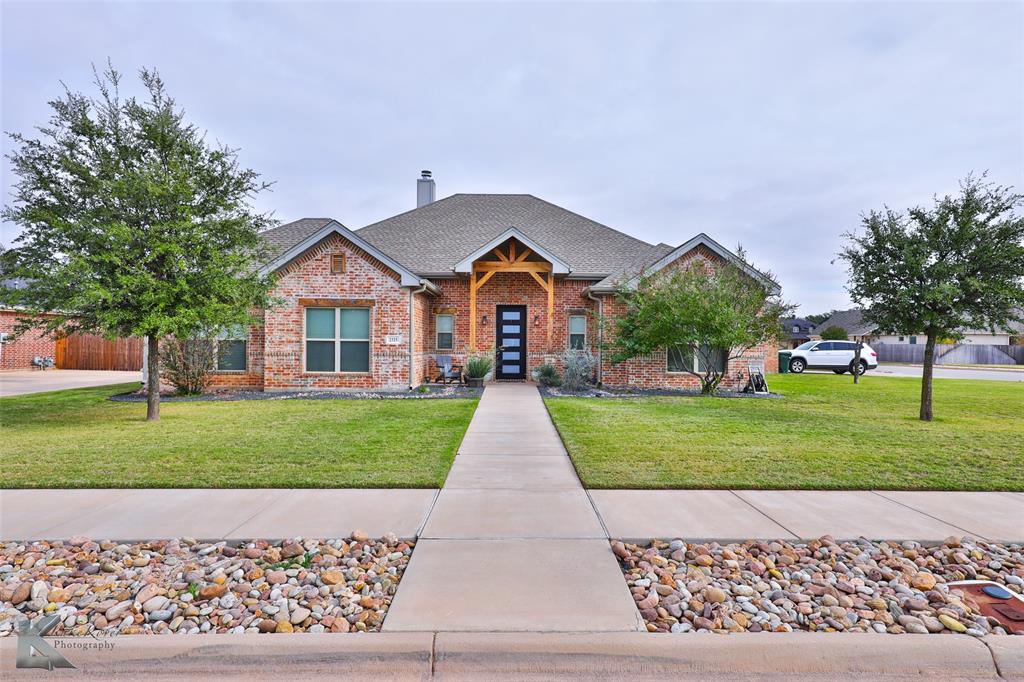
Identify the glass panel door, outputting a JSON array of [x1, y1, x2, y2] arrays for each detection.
[[495, 305, 527, 379]]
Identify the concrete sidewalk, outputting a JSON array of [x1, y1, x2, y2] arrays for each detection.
[[1, 631, 1018, 680], [0, 489, 438, 541], [3, 487, 1020, 544], [591, 489, 1024, 543]]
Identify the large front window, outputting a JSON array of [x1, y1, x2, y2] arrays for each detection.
[[305, 307, 370, 372], [667, 344, 726, 373]]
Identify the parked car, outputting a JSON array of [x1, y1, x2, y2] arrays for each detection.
[[788, 340, 878, 374]]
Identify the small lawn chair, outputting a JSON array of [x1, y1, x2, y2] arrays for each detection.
[[433, 355, 463, 384]]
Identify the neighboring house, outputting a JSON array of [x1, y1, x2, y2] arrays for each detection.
[[208, 172, 780, 392], [781, 317, 816, 348], [812, 308, 1024, 345], [1, 278, 143, 372]]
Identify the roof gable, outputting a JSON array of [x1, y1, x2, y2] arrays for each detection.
[[588, 233, 780, 294], [260, 219, 424, 287], [452, 227, 571, 274]]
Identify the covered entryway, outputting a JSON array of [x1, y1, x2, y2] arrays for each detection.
[[456, 229, 572, 374]]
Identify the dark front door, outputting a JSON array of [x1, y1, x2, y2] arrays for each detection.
[[495, 305, 527, 379]]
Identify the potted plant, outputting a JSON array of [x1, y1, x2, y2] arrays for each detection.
[[465, 353, 493, 388]]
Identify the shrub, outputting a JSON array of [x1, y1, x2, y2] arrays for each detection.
[[534, 363, 562, 387], [465, 353, 493, 379], [560, 349, 596, 391], [159, 338, 216, 395], [820, 326, 849, 340]]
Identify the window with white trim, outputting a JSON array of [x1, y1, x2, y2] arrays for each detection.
[[436, 314, 454, 350], [667, 344, 726, 373], [305, 307, 370, 372], [216, 325, 247, 371], [568, 315, 587, 350]]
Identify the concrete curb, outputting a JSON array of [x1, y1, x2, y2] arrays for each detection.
[[2, 632, 1018, 680]]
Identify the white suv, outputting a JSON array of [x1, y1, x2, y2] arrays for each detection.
[[788, 340, 878, 375]]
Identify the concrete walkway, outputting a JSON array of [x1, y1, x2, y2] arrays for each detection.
[[0, 369, 139, 397], [383, 382, 644, 632]]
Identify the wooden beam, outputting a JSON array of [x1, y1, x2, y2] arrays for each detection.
[[475, 270, 496, 289], [469, 271, 477, 351], [509, 240, 516, 261], [547, 272, 554, 347], [527, 270, 549, 290], [474, 260, 552, 272], [513, 248, 533, 264], [492, 248, 509, 262]]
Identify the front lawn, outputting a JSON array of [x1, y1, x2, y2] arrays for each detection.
[[0, 383, 478, 488], [545, 374, 1023, 490]]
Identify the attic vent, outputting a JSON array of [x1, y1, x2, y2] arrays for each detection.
[[330, 253, 346, 274]]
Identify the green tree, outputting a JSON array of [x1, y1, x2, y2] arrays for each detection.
[[1, 65, 277, 420], [819, 326, 848, 340], [610, 250, 791, 394], [839, 174, 1024, 421]]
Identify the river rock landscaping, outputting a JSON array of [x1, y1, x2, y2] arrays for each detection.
[[614, 536, 1024, 635], [0, 534, 412, 637]]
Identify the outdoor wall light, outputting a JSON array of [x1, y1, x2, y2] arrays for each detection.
[[482, 314, 489, 324]]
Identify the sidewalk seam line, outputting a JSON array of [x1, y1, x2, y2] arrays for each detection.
[[728, 490, 801, 540], [430, 631, 437, 676], [981, 637, 1005, 679], [30, 489, 137, 538], [220, 488, 292, 540], [417, 489, 441, 538], [868, 490, 990, 541]]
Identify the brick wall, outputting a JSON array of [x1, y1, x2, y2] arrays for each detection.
[[261, 233, 412, 391], [0, 311, 57, 370]]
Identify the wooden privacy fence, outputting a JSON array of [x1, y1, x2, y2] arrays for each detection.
[[873, 342, 1023, 366], [55, 334, 143, 371]]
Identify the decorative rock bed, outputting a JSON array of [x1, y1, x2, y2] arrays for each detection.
[[0, 534, 412, 636], [613, 536, 1023, 635]]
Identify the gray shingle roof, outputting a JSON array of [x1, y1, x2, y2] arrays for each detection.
[[261, 218, 335, 255], [353, 194, 661, 277], [815, 309, 875, 336]]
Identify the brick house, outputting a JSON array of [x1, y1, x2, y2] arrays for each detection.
[[210, 173, 779, 391]]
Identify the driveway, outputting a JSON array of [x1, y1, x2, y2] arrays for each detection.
[[874, 363, 1024, 382], [0, 369, 140, 397]]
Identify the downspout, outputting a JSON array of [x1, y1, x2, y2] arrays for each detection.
[[408, 281, 431, 390], [586, 289, 603, 386]]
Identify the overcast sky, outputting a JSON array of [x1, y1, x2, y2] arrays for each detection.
[[3, 1, 1022, 314]]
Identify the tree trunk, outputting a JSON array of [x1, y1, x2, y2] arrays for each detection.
[[853, 341, 862, 385], [146, 336, 161, 422], [919, 333, 936, 422]]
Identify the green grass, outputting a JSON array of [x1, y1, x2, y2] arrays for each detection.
[[0, 383, 478, 488], [545, 374, 1024, 490]]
